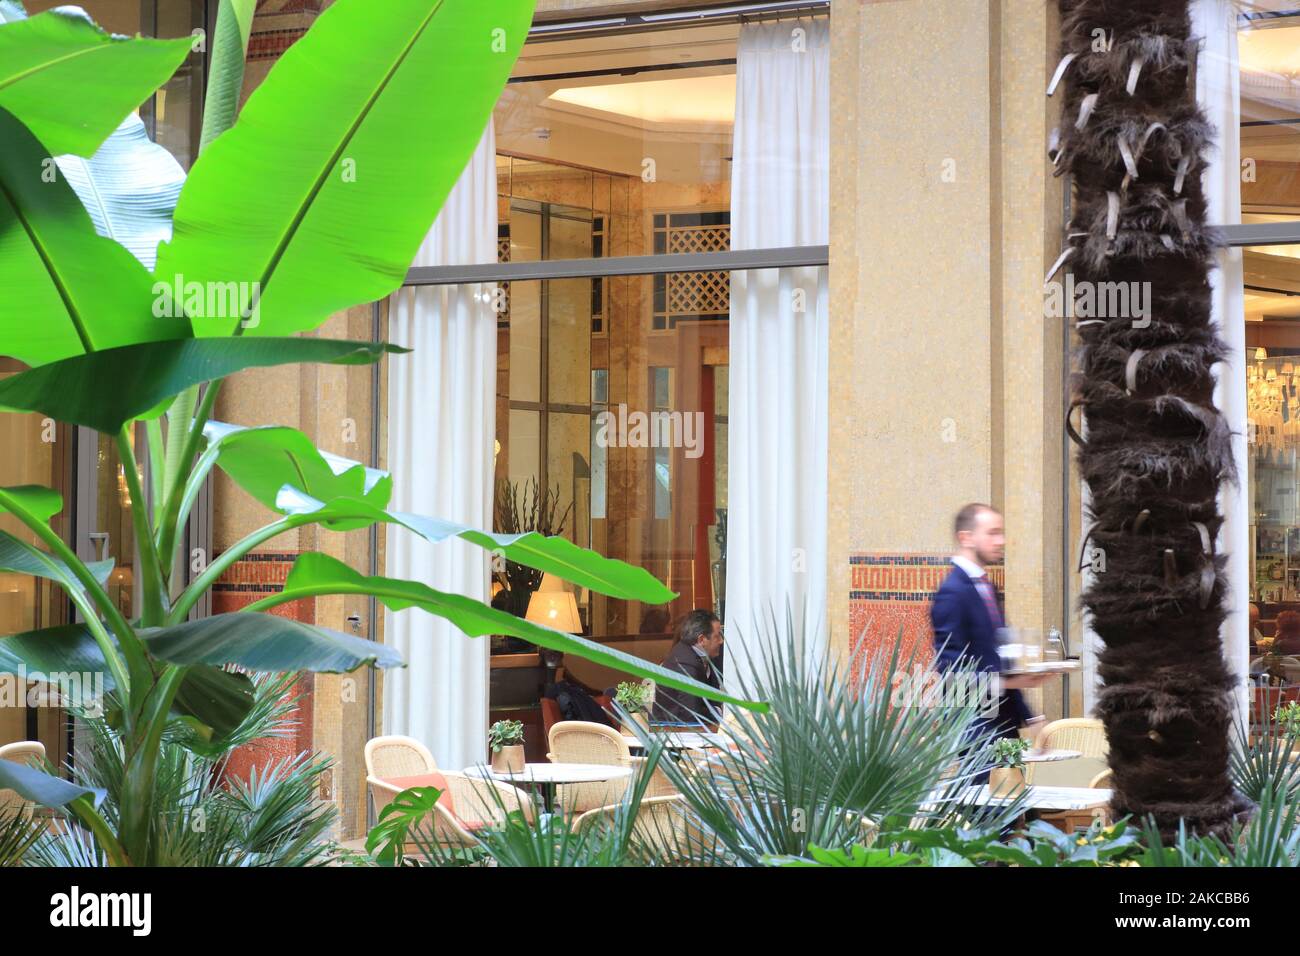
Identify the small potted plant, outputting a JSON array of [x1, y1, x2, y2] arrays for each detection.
[[988, 737, 1031, 796], [488, 719, 525, 774], [614, 681, 653, 736], [1275, 700, 1300, 738]]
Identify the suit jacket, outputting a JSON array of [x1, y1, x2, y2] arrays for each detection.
[[929, 565, 1031, 732], [652, 641, 721, 724]]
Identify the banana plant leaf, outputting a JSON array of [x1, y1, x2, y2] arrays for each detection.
[[55, 112, 186, 271], [250, 552, 764, 712], [0, 756, 105, 811], [0, 339, 406, 433], [0, 6, 191, 157], [0, 106, 179, 368], [0, 529, 113, 586], [140, 612, 404, 674], [199, 0, 257, 153], [275, 486, 676, 604], [0, 623, 256, 741], [0, 485, 63, 525], [156, 0, 533, 339], [201, 422, 392, 513]]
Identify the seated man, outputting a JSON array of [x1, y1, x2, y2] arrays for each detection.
[[651, 609, 724, 725]]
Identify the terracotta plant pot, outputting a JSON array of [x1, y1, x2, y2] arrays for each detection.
[[490, 744, 525, 774], [988, 766, 1025, 797]]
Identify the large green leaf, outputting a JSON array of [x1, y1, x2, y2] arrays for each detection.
[[0, 107, 176, 368], [275, 485, 676, 604], [0, 623, 256, 740], [55, 112, 186, 271], [156, 0, 533, 338], [0, 529, 113, 587], [198, 0, 257, 154], [140, 612, 404, 674], [0, 624, 112, 698], [0, 485, 63, 531], [0, 755, 104, 810], [0, 7, 191, 157], [0, 338, 405, 433], [169, 663, 256, 745], [202, 422, 392, 515], [252, 552, 764, 712]]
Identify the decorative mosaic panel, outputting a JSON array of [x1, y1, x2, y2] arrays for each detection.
[[211, 550, 315, 784], [652, 211, 730, 330], [848, 552, 1005, 670], [247, 0, 322, 61], [211, 550, 315, 623]]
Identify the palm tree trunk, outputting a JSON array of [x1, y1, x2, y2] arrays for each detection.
[[1054, 0, 1251, 836]]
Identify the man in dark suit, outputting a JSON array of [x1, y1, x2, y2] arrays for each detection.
[[930, 503, 1046, 744], [651, 609, 723, 725]]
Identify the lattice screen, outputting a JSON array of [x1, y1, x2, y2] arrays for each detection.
[[652, 211, 731, 330], [496, 225, 510, 328]]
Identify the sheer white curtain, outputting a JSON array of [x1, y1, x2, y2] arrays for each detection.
[[383, 125, 498, 769], [724, 19, 830, 694], [1194, 0, 1249, 723]]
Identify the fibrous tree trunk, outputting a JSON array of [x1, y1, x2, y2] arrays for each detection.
[[1052, 0, 1251, 836]]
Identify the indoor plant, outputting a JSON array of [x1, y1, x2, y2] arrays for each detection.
[[615, 681, 654, 735], [0, 0, 761, 866], [988, 737, 1032, 797], [488, 720, 525, 774], [493, 478, 574, 620]]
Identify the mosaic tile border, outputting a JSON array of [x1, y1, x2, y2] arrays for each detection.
[[848, 552, 1004, 668]]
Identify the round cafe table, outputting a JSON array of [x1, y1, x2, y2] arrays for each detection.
[[1021, 748, 1082, 763], [620, 731, 731, 753], [463, 762, 632, 814]]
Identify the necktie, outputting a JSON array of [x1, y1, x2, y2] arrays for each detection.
[[975, 575, 1002, 628]]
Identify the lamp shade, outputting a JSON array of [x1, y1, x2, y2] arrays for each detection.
[[525, 573, 582, 633]]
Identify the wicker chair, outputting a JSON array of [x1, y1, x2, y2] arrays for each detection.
[[366, 770, 534, 853], [363, 735, 437, 780], [1088, 768, 1113, 789], [0, 741, 47, 820], [572, 794, 697, 862], [1025, 718, 1108, 786], [547, 721, 632, 814]]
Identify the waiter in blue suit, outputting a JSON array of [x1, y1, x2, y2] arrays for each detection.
[[930, 503, 1047, 743]]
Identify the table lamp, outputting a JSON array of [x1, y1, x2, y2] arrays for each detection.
[[525, 573, 581, 633], [526, 574, 581, 674]]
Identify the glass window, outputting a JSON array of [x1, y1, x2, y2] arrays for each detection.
[[1245, 244, 1300, 622], [24, 1, 207, 168], [1238, 7, 1300, 228], [491, 271, 737, 662], [0, 362, 71, 756]]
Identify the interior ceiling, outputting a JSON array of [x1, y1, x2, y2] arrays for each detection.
[[1240, 15, 1300, 162], [548, 73, 736, 127], [512, 21, 739, 133]]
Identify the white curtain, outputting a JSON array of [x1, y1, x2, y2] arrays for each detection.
[[383, 125, 498, 770], [724, 19, 830, 694], [1194, 0, 1249, 724]]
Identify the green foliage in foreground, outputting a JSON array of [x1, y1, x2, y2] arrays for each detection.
[[0, 0, 761, 867], [360, 620, 1300, 869]]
